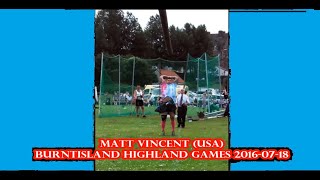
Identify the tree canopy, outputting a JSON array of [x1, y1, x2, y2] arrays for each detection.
[[95, 9, 227, 89]]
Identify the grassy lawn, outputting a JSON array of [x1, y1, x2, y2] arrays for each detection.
[[98, 104, 221, 119], [95, 114, 229, 171]]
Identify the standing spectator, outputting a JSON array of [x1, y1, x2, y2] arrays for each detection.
[[113, 92, 118, 105], [124, 92, 131, 105], [176, 89, 190, 128], [148, 93, 154, 107], [202, 91, 207, 111], [222, 87, 229, 117], [133, 85, 146, 118]]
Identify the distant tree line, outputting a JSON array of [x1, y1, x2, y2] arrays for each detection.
[[95, 9, 228, 89]]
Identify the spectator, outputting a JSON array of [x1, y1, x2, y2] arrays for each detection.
[[133, 85, 146, 118], [176, 89, 190, 128]]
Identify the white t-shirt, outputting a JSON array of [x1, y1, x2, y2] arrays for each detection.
[[135, 90, 143, 100], [176, 94, 190, 107]]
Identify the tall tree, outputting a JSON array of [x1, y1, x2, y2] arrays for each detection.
[[183, 23, 196, 55], [169, 25, 192, 61], [144, 15, 167, 58], [94, 10, 125, 55], [121, 12, 145, 55], [94, 10, 146, 88], [192, 25, 213, 57], [94, 10, 125, 90]]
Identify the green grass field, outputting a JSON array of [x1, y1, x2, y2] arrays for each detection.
[[95, 114, 229, 171], [98, 104, 221, 119]]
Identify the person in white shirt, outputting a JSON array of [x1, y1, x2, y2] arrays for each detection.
[[124, 92, 132, 105], [133, 85, 146, 118], [147, 93, 154, 107], [176, 89, 190, 128], [202, 91, 207, 111]]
